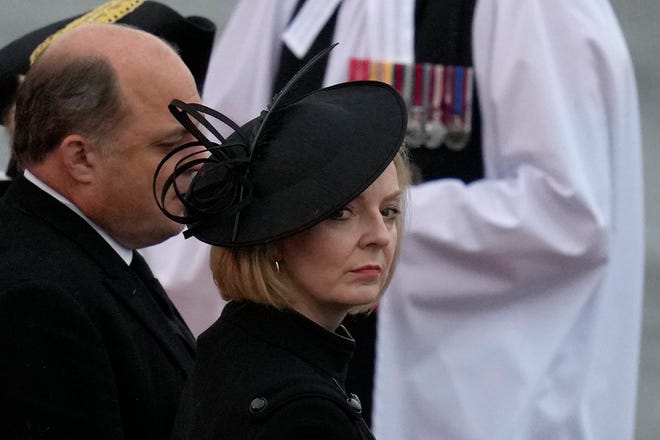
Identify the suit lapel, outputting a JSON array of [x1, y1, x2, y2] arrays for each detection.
[[6, 177, 195, 373], [104, 275, 195, 372]]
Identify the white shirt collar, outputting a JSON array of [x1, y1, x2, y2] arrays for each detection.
[[24, 170, 133, 265]]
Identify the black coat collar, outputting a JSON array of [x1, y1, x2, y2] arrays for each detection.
[[221, 301, 355, 383], [5, 176, 126, 277], [3, 176, 195, 369]]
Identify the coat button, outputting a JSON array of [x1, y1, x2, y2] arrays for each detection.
[[249, 397, 268, 413], [346, 393, 362, 414]]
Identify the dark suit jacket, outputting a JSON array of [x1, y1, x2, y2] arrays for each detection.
[[0, 177, 195, 439], [173, 301, 374, 440], [0, 178, 11, 197]]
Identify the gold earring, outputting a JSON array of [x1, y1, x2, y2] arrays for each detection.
[[275, 260, 281, 273]]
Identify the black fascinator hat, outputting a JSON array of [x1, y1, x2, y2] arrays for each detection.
[[155, 45, 407, 247]]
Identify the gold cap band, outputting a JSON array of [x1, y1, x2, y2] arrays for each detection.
[[29, 0, 144, 64]]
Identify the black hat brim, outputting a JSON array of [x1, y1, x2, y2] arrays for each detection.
[[188, 81, 406, 247]]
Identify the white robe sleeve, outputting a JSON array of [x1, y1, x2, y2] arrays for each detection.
[[392, 0, 636, 302], [374, 0, 644, 439]]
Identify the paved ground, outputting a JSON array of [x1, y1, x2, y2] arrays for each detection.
[[1, 0, 658, 437]]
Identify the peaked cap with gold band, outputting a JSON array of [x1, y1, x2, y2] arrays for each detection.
[[0, 0, 216, 126]]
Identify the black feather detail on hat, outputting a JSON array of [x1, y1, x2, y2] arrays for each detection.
[[154, 44, 407, 247]]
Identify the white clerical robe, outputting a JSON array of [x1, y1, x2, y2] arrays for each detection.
[[374, 1, 644, 439]]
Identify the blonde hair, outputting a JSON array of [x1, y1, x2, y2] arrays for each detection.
[[210, 149, 412, 309], [210, 242, 290, 308]]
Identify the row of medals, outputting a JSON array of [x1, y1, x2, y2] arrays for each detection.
[[349, 58, 473, 151]]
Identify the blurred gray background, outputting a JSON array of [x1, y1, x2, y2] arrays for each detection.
[[1, 0, 657, 437]]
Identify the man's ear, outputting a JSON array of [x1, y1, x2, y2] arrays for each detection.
[[58, 134, 98, 183]]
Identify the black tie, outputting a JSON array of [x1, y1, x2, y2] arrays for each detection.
[[130, 250, 196, 351]]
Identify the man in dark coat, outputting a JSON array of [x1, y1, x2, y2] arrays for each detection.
[[0, 23, 201, 439]]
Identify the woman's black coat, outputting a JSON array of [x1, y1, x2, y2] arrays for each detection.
[[172, 301, 375, 439]]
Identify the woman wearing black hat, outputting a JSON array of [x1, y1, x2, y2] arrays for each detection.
[[156, 48, 410, 440]]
